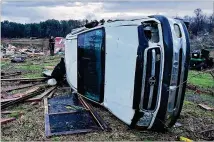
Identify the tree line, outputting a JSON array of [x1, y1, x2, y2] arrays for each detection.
[[1, 8, 214, 38], [1, 19, 87, 38]]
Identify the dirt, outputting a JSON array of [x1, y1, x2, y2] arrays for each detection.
[[1, 55, 214, 141]]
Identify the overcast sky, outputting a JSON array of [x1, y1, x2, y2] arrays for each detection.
[[1, 1, 213, 24]]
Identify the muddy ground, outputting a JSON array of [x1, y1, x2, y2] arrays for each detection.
[[1, 55, 214, 141]]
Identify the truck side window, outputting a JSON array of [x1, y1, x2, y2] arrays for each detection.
[[174, 24, 182, 38]]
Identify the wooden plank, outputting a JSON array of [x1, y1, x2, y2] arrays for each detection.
[[78, 96, 104, 130], [83, 99, 111, 131], [28, 86, 56, 101], [1, 98, 20, 103], [45, 114, 51, 137], [1, 86, 43, 110], [1, 72, 22, 79], [198, 104, 214, 111], [1, 84, 47, 103], [25, 98, 42, 102], [44, 98, 48, 114], [1, 111, 20, 114], [1, 84, 35, 92], [1, 77, 46, 81], [48, 110, 82, 115], [47, 88, 56, 98], [1, 118, 16, 124], [19, 80, 46, 83]]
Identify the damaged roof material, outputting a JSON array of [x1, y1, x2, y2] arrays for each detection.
[[44, 93, 109, 137], [64, 15, 190, 131]]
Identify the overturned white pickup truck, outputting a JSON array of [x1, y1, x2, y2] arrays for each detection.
[[65, 15, 190, 131]]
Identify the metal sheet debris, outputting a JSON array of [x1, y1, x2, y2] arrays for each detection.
[[44, 93, 108, 137]]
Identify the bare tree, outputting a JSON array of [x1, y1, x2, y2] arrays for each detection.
[[193, 8, 206, 36]]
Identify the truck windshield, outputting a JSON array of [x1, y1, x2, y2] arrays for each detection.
[[77, 28, 105, 102]]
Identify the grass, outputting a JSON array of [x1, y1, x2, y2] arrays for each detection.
[[21, 72, 42, 78], [8, 111, 22, 119], [43, 62, 59, 67], [1, 61, 10, 68], [183, 100, 214, 119], [15, 64, 43, 72], [51, 136, 60, 141], [185, 90, 214, 107], [187, 70, 214, 88]]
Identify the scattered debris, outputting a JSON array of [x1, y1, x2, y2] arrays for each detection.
[[1, 71, 22, 79], [11, 56, 26, 63], [1, 86, 44, 110], [198, 104, 214, 111], [27, 52, 45, 57]]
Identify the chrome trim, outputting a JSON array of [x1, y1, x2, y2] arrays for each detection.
[[147, 23, 165, 129], [165, 19, 188, 126], [174, 55, 185, 115], [139, 48, 148, 110], [147, 49, 156, 109], [168, 53, 180, 113], [174, 22, 187, 115], [139, 46, 163, 112]]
